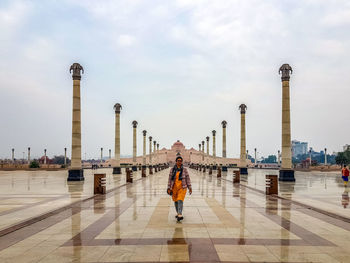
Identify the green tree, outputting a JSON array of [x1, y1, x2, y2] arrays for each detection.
[[29, 160, 40, 168], [336, 152, 348, 165]]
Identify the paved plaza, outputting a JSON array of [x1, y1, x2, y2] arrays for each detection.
[[0, 168, 349, 262]]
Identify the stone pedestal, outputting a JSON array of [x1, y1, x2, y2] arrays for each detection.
[[113, 167, 121, 174], [68, 169, 84, 181], [279, 169, 295, 182], [239, 167, 248, 175]]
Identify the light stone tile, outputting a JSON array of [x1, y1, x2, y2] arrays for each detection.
[[215, 245, 249, 262], [160, 244, 189, 262]]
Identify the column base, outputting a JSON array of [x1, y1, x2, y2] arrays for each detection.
[[279, 169, 295, 182], [67, 169, 84, 181], [239, 167, 248, 175], [222, 166, 228, 172], [132, 166, 137, 171], [113, 167, 121, 174]]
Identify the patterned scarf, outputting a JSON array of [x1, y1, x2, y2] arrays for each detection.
[[171, 165, 183, 181]]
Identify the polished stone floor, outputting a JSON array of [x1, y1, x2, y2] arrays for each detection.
[[0, 168, 349, 262]]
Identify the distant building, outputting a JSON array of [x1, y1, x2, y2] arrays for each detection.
[[343, 144, 350, 151], [292, 140, 308, 157]]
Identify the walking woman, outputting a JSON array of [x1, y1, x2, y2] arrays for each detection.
[[167, 156, 192, 222]]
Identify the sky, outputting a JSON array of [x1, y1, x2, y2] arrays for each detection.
[[0, 0, 350, 160]]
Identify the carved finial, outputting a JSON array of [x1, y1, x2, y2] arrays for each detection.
[[132, 120, 138, 128], [113, 103, 122, 113], [279, 64, 293, 81], [142, 130, 147, 136], [221, 120, 227, 128], [239, 104, 247, 114], [212, 130, 216, 136], [202, 141, 204, 145], [153, 140, 156, 145], [149, 136, 152, 141], [206, 136, 209, 141], [69, 63, 84, 80]]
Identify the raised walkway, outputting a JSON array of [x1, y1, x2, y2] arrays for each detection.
[[0, 168, 349, 262]]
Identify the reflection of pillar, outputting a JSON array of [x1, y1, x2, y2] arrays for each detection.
[[279, 63, 295, 181], [68, 63, 84, 181], [100, 148, 103, 163], [12, 148, 14, 163], [28, 147, 31, 164], [221, 121, 227, 158], [212, 130, 216, 163], [142, 130, 147, 166], [64, 148, 67, 166], [113, 103, 122, 174], [324, 148, 327, 165], [44, 149, 47, 164], [149, 136, 153, 165], [201, 141, 205, 162], [132, 121, 138, 171], [254, 148, 257, 166], [239, 104, 248, 174]]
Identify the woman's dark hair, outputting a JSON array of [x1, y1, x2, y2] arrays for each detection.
[[176, 156, 183, 162]]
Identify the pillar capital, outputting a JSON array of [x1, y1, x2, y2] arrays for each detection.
[[201, 141, 205, 146], [221, 120, 227, 128], [142, 130, 147, 136], [153, 140, 156, 145], [239, 104, 247, 114], [279, 63, 293, 81], [69, 63, 84, 80], [212, 130, 216, 136], [113, 103, 122, 113], [206, 136, 209, 141], [28, 147, 30, 151], [132, 120, 138, 128], [149, 136, 152, 141]]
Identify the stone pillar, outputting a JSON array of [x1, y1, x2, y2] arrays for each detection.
[[12, 148, 14, 163], [113, 103, 122, 174], [278, 150, 281, 165], [254, 148, 257, 166], [100, 148, 103, 163], [198, 144, 201, 165], [309, 149, 312, 166], [201, 141, 205, 162], [239, 104, 248, 175], [142, 130, 147, 167], [324, 148, 327, 165], [28, 147, 31, 165], [206, 136, 209, 163], [212, 130, 216, 169], [153, 140, 157, 164], [279, 64, 295, 181], [44, 149, 47, 165], [221, 121, 227, 158], [149, 136, 153, 174], [64, 148, 67, 167], [157, 143, 160, 164], [132, 121, 138, 171], [68, 63, 84, 181]]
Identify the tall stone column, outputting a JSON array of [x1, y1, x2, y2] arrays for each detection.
[[279, 64, 295, 181], [68, 63, 84, 181], [149, 136, 153, 174], [157, 143, 159, 163], [100, 148, 103, 163], [309, 149, 312, 166], [44, 149, 47, 165], [142, 130, 147, 166], [278, 150, 281, 165], [132, 121, 138, 171], [12, 148, 14, 163], [201, 141, 205, 162], [109, 149, 111, 159], [113, 103, 122, 174], [324, 148, 327, 165], [254, 148, 257, 166], [221, 121, 227, 158], [239, 104, 248, 175], [28, 147, 31, 165], [212, 130, 216, 169], [198, 143, 201, 166], [64, 148, 67, 167], [206, 136, 209, 163], [153, 140, 157, 165]]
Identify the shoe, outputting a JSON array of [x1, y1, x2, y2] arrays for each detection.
[[177, 216, 184, 222]]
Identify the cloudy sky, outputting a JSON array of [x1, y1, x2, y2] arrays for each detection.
[[0, 0, 349, 160]]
